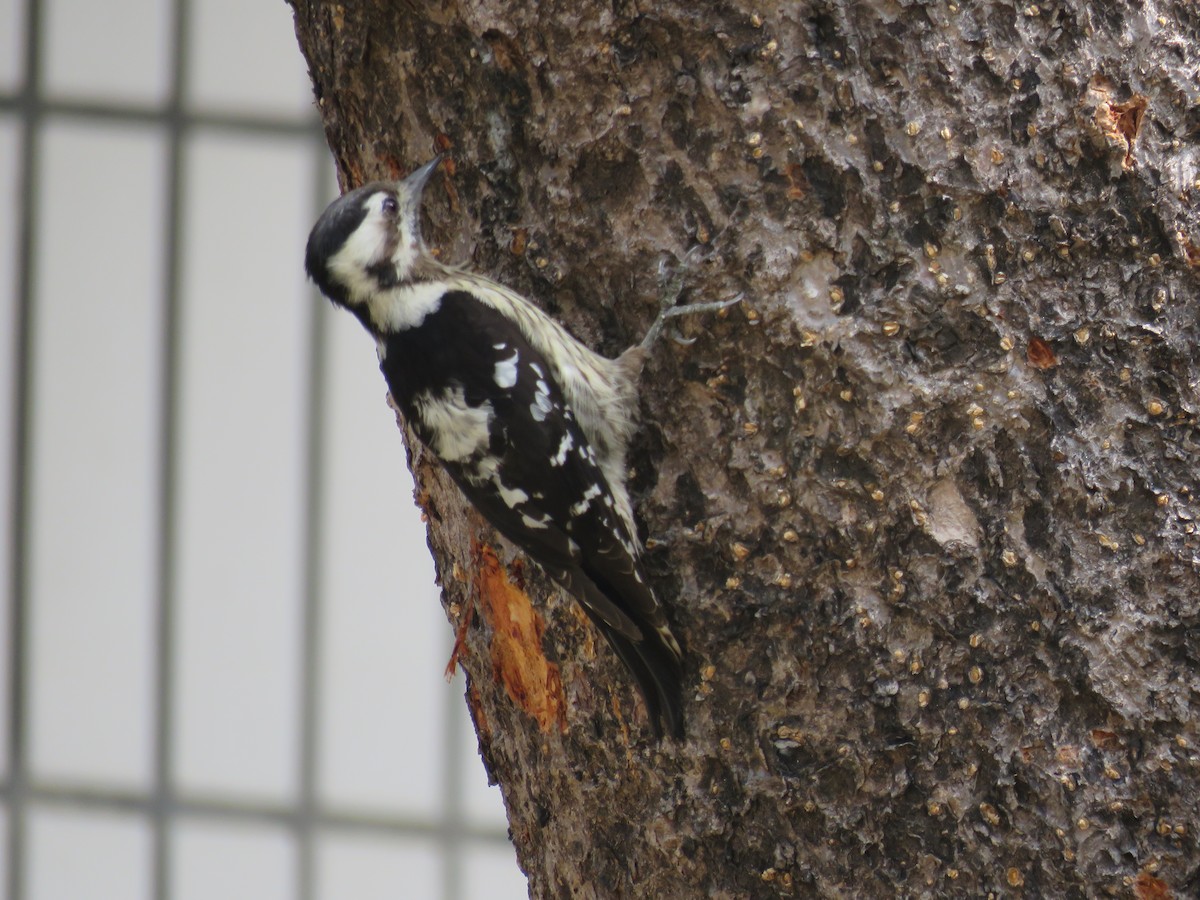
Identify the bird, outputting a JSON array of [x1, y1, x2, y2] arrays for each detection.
[[305, 156, 732, 738]]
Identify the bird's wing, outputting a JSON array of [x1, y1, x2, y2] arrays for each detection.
[[380, 290, 663, 644]]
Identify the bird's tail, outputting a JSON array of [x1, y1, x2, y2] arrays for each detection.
[[589, 614, 685, 740]]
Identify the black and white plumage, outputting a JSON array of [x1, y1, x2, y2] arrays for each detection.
[[305, 157, 688, 738]]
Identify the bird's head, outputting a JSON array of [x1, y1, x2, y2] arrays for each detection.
[[305, 156, 442, 309]]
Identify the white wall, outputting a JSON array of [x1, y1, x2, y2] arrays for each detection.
[[0, 1, 526, 897]]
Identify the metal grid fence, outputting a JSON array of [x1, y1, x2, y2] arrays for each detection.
[[0, 1, 520, 898]]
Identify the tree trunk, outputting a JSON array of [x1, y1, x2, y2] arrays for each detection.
[[289, 1, 1200, 896]]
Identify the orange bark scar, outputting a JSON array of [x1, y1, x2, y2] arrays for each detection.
[[474, 544, 568, 733], [1133, 870, 1173, 900], [1026, 336, 1058, 370], [444, 594, 476, 680], [1089, 78, 1148, 170], [1178, 233, 1200, 269]]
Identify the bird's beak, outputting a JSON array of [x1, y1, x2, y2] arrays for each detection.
[[401, 155, 443, 200]]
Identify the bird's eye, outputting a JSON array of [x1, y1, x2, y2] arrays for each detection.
[[381, 195, 399, 216]]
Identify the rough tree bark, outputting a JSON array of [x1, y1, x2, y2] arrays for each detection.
[[290, 2, 1200, 896]]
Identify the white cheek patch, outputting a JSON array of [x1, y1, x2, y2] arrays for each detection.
[[493, 348, 519, 389], [416, 387, 493, 462], [389, 239, 420, 279], [371, 281, 445, 332], [327, 211, 391, 300]]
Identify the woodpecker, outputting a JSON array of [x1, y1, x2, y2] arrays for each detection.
[[306, 156, 731, 738]]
